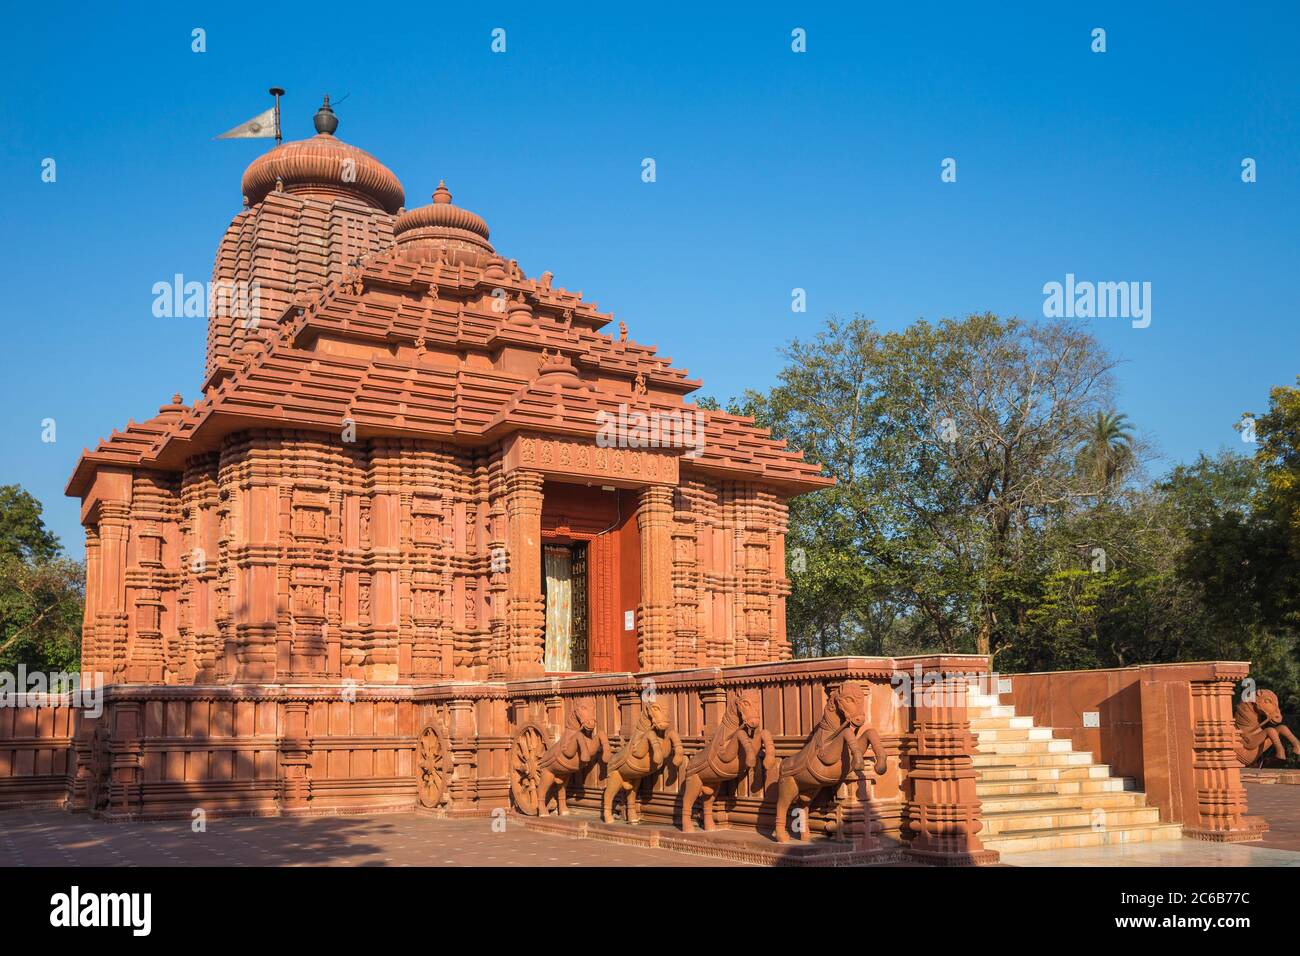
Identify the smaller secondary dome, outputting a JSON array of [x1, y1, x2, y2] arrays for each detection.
[[394, 180, 495, 266], [240, 97, 405, 213]]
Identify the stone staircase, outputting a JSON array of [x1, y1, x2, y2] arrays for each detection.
[[967, 684, 1183, 854]]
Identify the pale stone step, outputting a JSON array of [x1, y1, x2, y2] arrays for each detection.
[[979, 738, 1074, 756], [968, 705, 1016, 719], [982, 822, 1183, 854], [969, 715, 1033, 730], [978, 791, 1147, 814], [973, 750, 1096, 768], [981, 805, 1161, 837], [975, 726, 1055, 742], [967, 688, 1172, 857], [977, 776, 1133, 796]]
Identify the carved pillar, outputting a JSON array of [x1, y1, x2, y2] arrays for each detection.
[[700, 684, 726, 729], [279, 699, 313, 815], [503, 470, 545, 679], [1186, 676, 1258, 840], [104, 699, 143, 821], [233, 474, 279, 683], [670, 494, 700, 669], [447, 696, 479, 814], [367, 473, 401, 683], [97, 502, 131, 682], [770, 498, 792, 662], [903, 668, 997, 865], [636, 485, 675, 671], [80, 525, 102, 681]]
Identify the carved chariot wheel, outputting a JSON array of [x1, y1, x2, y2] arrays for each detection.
[[416, 724, 450, 810], [509, 722, 553, 816]]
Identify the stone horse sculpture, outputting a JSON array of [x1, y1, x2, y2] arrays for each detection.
[[681, 691, 777, 832], [535, 700, 610, 816], [1234, 689, 1300, 767], [773, 681, 888, 843], [602, 700, 686, 824]]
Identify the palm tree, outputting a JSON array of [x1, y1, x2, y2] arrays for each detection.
[[1078, 411, 1135, 489]]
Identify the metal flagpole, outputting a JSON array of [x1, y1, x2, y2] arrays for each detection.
[[269, 87, 285, 143]]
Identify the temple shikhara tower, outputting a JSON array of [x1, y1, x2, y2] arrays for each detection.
[[67, 98, 831, 688], [10, 100, 1256, 862]]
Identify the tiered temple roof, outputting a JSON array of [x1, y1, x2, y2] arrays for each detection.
[[68, 103, 831, 498]]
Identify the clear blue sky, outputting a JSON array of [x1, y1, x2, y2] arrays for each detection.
[[1, 2, 1297, 553]]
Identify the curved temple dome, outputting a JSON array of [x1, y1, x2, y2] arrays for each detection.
[[240, 96, 405, 212], [393, 180, 495, 266]]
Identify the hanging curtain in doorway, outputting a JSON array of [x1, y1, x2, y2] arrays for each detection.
[[543, 546, 574, 672]]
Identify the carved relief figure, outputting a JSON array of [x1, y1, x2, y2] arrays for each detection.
[[680, 690, 776, 832], [1234, 689, 1300, 767], [532, 700, 610, 816], [772, 681, 888, 843], [417, 723, 450, 809], [602, 700, 685, 824]]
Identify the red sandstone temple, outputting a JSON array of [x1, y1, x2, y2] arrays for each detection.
[[0, 101, 1265, 864], [66, 98, 830, 687]]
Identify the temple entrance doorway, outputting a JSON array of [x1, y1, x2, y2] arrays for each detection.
[[542, 543, 588, 672], [539, 480, 641, 674]]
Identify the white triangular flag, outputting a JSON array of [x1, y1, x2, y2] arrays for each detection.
[[216, 107, 277, 139]]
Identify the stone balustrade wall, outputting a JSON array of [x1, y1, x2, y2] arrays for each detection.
[[0, 657, 1271, 859], [0, 696, 78, 810]]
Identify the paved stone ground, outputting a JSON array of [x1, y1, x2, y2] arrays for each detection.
[[3, 782, 1297, 867], [1241, 780, 1300, 852], [0, 809, 741, 867]]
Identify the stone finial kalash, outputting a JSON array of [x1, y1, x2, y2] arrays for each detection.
[[680, 690, 777, 832], [773, 681, 889, 843], [602, 700, 686, 824], [1235, 689, 1300, 767]]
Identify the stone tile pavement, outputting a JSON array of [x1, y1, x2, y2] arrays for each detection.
[[0, 809, 741, 867], [3, 782, 1297, 867]]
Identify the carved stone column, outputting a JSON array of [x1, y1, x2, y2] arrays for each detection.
[[1186, 674, 1261, 841], [903, 666, 998, 865], [278, 699, 313, 815], [699, 683, 726, 729], [97, 501, 131, 682], [636, 485, 675, 671], [104, 698, 143, 822], [615, 683, 642, 747], [446, 695, 479, 814], [80, 525, 102, 680], [503, 470, 545, 679], [233, 476, 279, 683]]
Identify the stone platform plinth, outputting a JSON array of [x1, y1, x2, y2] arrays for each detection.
[[516, 811, 908, 867], [1240, 769, 1300, 785]]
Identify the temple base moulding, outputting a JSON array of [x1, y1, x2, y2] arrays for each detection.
[[1181, 820, 1269, 843]]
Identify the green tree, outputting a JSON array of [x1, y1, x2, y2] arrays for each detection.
[[0, 485, 60, 561], [1077, 411, 1135, 491], [758, 313, 1120, 657], [0, 485, 83, 673]]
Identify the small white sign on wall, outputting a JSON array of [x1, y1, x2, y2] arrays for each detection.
[[624, 610, 635, 631], [1082, 711, 1101, 728], [997, 678, 1013, 695]]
